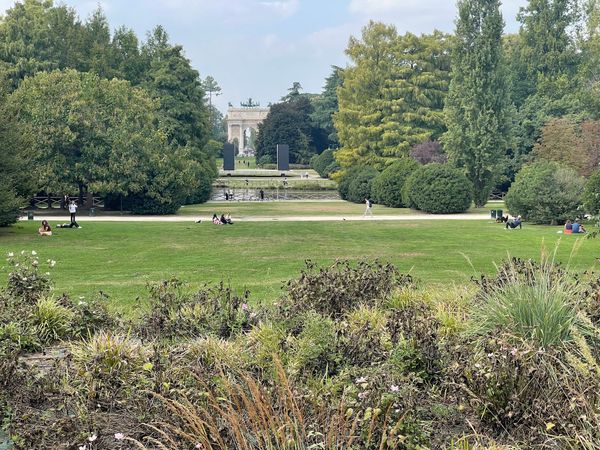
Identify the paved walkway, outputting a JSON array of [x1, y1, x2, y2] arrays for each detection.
[[22, 213, 491, 223]]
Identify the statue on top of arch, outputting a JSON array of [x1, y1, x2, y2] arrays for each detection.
[[240, 98, 260, 108]]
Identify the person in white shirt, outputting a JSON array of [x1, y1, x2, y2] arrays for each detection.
[[364, 198, 373, 217], [69, 200, 78, 224]]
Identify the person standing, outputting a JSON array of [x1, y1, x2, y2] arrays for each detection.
[[260, 189, 265, 201], [364, 198, 373, 217], [69, 200, 78, 224]]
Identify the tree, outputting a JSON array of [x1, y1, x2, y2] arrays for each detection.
[[505, 160, 584, 224], [141, 26, 210, 151], [0, 74, 35, 226], [578, 0, 600, 118], [533, 119, 584, 174], [7, 69, 202, 213], [255, 97, 316, 164], [335, 22, 452, 169], [311, 66, 343, 148], [443, 0, 513, 207], [281, 81, 303, 102]]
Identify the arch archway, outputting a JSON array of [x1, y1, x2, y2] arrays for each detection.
[[226, 107, 269, 156]]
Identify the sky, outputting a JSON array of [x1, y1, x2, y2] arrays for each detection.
[[0, 0, 529, 113]]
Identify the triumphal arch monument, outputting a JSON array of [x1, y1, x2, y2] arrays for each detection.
[[226, 105, 269, 155]]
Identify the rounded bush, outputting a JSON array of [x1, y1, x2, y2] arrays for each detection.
[[371, 158, 420, 207], [347, 166, 379, 203], [338, 165, 378, 202], [404, 164, 473, 214], [505, 161, 584, 224], [312, 149, 338, 178], [583, 170, 600, 216]]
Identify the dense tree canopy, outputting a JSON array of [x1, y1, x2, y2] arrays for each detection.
[[443, 0, 513, 207], [334, 22, 451, 170], [0, 0, 217, 221]]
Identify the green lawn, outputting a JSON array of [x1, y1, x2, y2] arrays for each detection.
[[179, 200, 503, 217], [1, 219, 596, 316]]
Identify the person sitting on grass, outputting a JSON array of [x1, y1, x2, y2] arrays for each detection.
[[564, 219, 573, 234], [38, 220, 52, 236], [212, 214, 222, 225], [572, 219, 586, 234], [57, 220, 81, 228], [225, 213, 233, 224], [506, 215, 522, 229]]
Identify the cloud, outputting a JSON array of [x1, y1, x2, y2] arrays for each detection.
[[349, 0, 407, 15], [259, 0, 299, 17], [307, 23, 358, 57]]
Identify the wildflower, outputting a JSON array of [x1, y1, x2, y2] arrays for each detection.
[[88, 434, 97, 442], [78, 446, 87, 450], [49, 260, 56, 267], [355, 376, 368, 384], [390, 384, 399, 392], [358, 391, 369, 400], [32, 260, 38, 266], [195, 444, 203, 449], [250, 312, 257, 319], [31, 250, 37, 256], [7, 252, 14, 257], [114, 433, 125, 440], [241, 303, 249, 312], [510, 348, 518, 356]]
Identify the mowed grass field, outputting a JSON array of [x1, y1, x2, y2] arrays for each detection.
[[1, 218, 597, 315], [179, 200, 501, 217]]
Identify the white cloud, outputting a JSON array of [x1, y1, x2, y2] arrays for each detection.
[[307, 23, 358, 57], [349, 0, 407, 15], [259, 0, 299, 17]]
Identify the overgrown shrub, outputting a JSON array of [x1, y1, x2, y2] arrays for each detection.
[[138, 278, 259, 341], [371, 158, 420, 207], [278, 260, 412, 321], [70, 331, 151, 409], [403, 164, 473, 213], [505, 160, 584, 224]]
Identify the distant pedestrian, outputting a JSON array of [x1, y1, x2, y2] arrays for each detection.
[[260, 189, 265, 201], [225, 191, 229, 201], [364, 198, 373, 217], [69, 200, 78, 223]]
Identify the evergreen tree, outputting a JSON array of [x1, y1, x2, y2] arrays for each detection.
[[334, 22, 451, 169], [443, 0, 513, 207], [141, 26, 210, 151], [311, 66, 343, 148]]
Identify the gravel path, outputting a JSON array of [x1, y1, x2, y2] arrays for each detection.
[[22, 213, 491, 223]]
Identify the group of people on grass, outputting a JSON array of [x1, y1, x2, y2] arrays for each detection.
[[564, 219, 586, 234], [38, 201, 81, 236], [212, 213, 233, 225]]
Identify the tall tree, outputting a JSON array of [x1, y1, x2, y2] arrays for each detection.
[[443, 0, 513, 207], [0, 72, 35, 226], [311, 66, 343, 148], [334, 22, 451, 169], [141, 26, 210, 151], [578, 0, 600, 117]]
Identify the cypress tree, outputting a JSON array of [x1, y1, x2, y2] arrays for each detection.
[[443, 0, 513, 207]]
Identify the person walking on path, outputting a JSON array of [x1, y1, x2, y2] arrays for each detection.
[[364, 198, 373, 217], [260, 189, 265, 201], [69, 200, 78, 224]]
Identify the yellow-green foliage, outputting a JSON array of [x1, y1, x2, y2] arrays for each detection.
[[288, 312, 338, 376], [32, 296, 73, 344], [70, 331, 150, 405], [246, 322, 286, 370]]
